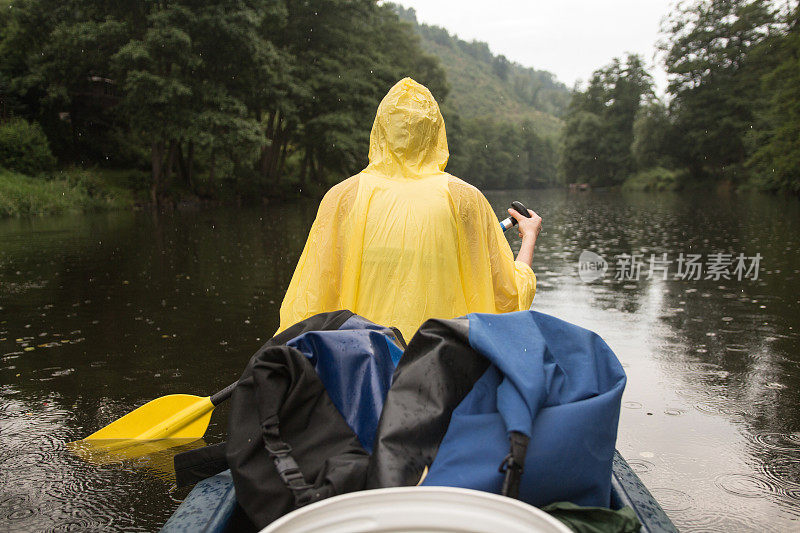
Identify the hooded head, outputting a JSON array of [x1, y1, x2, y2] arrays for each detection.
[[366, 78, 449, 178]]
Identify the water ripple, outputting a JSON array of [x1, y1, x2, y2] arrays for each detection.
[[626, 459, 655, 474], [751, 432, 800, 453], [648, 487, 694, 511], [693, 401, 748, 418], [761, 457, 800, 490], [0, 494, 37, 522], [715, 473, 775, 498], [678, 511, 783, 533]]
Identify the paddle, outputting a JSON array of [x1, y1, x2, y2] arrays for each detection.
[[499, 200, 533, 232], [67, 436, 208, 472], [81, 381, 238, 441], [78, 199, 532, 444]]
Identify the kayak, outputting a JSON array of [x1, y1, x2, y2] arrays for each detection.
[[160, 450, 678, 533]]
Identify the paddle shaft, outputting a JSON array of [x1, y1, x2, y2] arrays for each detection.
[[210, 381, 238, 406]]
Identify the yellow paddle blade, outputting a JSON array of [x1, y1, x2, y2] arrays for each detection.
[[67, 438, 203, 463], [84, 394, 215, 440], [66, 438, 207, 471]]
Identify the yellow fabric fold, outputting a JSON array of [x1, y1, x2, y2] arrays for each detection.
[[279, 78, 536, 340]]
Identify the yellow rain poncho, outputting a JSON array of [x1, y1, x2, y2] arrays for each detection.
[[279, 78, 536, 340]]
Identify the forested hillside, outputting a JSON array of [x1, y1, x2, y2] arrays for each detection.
[[0, 0, 454, 212], [393, 5, 569, 135], [388, 5, 567, 189], [0, 0, 571, 216]]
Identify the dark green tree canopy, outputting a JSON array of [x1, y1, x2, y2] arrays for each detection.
[[0, 0, 463, 203], [560, 54, 654, 186]]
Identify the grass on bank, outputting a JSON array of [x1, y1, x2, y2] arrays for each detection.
[[622, 167, 687, 192], [0, 168, 142, 217]]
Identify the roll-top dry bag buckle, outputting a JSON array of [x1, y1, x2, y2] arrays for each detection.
[[499, 453, 524, 499], [273, 455, 311, 489]]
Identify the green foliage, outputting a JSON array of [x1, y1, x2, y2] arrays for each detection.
[[559, 111, 604, 185], [0, 0, 572, 209], [0, 118, 56, 174], [632, 103, 675, 171], [747, 8, 800, 195], [560, 0, 800, 196], [0, 71, 20, 120], [559, 55, 655, 185], [0, 167, 134, 216], [390, 4, 568, 131], [623, 167, 685, 192], [660, 0, 780, 177], [449, 118, 555, 189]]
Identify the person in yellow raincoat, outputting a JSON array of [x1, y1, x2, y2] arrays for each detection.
[[279, 78, 542, 341]]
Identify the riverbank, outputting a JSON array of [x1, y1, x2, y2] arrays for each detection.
[[0, 166, 329, 217], [0, 168, 141, 216], [3, 165, 793, 218]]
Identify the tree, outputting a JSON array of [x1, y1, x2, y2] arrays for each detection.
[[187, 0, 284, 192], [4, 0, 562, 202], [455, 118, 557, 189], [113, 4, 204, 204], [659, 0, 779, 178], [492, 55, 510, 81], [33, 17, 131, 162], [522, 120, 556, 187], [747, 6, 800, 195], [559, 54, 655, 185], [559, 111, 604, 185], [111, 0, 282, 203], [632, 102, 676, 171]]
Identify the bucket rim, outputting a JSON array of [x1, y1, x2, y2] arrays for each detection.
[[261, 486, 571, 533]]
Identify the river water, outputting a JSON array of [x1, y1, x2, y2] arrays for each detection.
[[1, 189, 799, 531]]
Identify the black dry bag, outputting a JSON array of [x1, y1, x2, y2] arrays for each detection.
[[225, 312, 370, 528]]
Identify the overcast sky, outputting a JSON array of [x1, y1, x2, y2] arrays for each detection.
[[392, 0, 675, 95]]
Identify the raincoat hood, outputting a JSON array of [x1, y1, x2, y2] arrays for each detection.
[[366, 77, 449, 178]]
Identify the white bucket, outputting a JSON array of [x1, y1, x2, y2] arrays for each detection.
[[260, 487, 571, 533]]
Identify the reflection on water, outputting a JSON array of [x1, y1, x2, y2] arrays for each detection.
[[67, 438, 206, 469], [1, 190, 799, 530]]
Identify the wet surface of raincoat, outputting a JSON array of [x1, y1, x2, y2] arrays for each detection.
[[279, 78, 536, 340]]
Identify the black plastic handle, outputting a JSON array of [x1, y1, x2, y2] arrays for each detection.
[[509, 201, 532, 225], [210, 381, 238, 406]]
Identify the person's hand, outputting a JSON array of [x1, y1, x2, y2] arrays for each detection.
[[508, 208, 542, 242]]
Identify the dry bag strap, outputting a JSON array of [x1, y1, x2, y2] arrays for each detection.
[[261, 415, 319, 507], [499, 431, 530, 499]]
